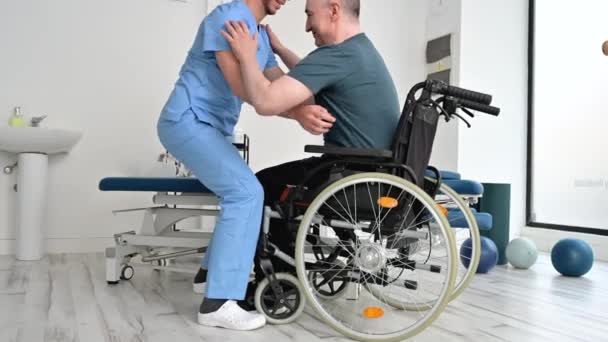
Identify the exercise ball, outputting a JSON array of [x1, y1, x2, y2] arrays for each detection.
[[505, 237, 538, 269], [551, 238, 594, 277], [460, 236, 498, 274]]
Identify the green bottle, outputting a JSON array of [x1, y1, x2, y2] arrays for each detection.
[[9, 107, 26, 127]]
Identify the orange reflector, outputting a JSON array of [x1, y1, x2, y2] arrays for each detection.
[[363, 306, 384, 319], [438, 204, 448, 216], [377, 196, 398, 209]]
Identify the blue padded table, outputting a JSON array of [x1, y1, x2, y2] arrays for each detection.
[[424, 169, 461, 180], [426, 169, 492, 231], [442, 179, 484, 196], [99, 177, 212, 194], [447, 208, 493, 231]]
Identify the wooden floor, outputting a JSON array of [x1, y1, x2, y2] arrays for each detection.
[[0, 253, 606, 342]]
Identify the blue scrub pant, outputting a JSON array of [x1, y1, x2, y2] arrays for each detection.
[[157, 110, 263, 300]]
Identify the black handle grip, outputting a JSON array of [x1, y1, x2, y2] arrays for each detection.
[[458, 98, 501, 116], [445, 85, 492, 105]]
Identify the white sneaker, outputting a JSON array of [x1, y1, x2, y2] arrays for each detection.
[[197, 300, 266, 330]]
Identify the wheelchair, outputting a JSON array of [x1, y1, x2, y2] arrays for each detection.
[[99, 79, 499, 342], [249, 79, 500, 341]]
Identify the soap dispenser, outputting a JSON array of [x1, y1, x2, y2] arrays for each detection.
[[8, 107, 26, 127]]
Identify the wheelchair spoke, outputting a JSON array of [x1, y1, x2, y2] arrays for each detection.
[[363, 269, 432, 316], [283, 300, 296, 312], [374, 188, 404, 228], [354, 183, 357, 231], [305, 235, 357, 261], [341, 187, 354, 225], [365, 182, 380, 234], [321, 201, 360, 232], [331, 192, 357, 227]]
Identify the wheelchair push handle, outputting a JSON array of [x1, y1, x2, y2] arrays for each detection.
[[457, 98, 501, 116], [422, 79, 493, 105], [442, 84, 493, 105]]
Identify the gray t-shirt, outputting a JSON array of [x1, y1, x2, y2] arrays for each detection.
[[288, 33, 399, 150]]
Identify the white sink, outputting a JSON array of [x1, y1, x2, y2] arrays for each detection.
[[0, 126, 82, 154], [0, 126, 82, 261]]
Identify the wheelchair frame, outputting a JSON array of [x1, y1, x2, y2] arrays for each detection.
[[100, 79, 500, 342]]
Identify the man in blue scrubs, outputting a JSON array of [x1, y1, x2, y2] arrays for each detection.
[[157, 0, 333, 331]]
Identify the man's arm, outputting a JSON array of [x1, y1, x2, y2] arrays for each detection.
[[265, 66, 314, 111], [216, 25, 298, 106], [263, 66, 297, 118], [218, 51, 327, 135], [263, 66, 334, 135], [217, 53, 312, 114], [244, 69, 313, 115], [222, 22, 314, 115], [263, 66, 284, 82]]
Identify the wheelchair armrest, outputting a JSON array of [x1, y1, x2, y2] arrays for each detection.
[[304, 145, 393, 159]]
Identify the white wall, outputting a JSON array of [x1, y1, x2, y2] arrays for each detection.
[[0, 0, 429, 254], [457, 0, 529, 238], [0, 0, 206, 253], [426, 0, 462, 171]]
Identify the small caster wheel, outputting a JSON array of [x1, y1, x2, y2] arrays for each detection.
[[308, 268, 349, 300], [120, 265, 134, 281], [255, 273, 305, 325], [107, 280, 119, 285]]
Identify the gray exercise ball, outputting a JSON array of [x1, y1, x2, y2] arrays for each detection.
[[506, 237, 538, 269]]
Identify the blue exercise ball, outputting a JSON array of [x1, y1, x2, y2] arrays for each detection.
[[460, 236, 498, 274], [551, 238, 594, 277]]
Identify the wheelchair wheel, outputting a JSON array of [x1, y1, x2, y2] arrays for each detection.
[[294, 173, 457, 342], [432, 182, 480, 302], [254, 273, 306, 325]]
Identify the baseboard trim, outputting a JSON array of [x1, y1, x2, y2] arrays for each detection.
[[0, 237, 113, 256], [522, 227, 608, 262]]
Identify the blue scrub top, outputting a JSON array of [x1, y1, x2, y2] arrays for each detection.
[[159, 0, 278, 136]]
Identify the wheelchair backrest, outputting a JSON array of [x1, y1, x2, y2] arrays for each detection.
[[391, 95, 440, 186]]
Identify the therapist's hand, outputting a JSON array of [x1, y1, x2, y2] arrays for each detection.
[[291, 105, 336, 135], [221, 21, 258, 62], [262, 24, 285, 54]]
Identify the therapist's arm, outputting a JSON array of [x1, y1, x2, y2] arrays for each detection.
[[222, 21, 313, 115], [216, 50, 250, 101]]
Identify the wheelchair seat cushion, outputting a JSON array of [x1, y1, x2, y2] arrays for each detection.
[[99, 177, 212, 193]]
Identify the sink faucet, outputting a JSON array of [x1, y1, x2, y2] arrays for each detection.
[[30, 115, 47, 127], [3, 161, 18, 175]]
